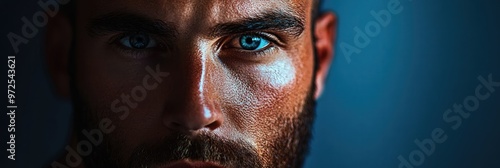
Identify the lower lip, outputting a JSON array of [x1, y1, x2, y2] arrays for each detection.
[[161, 160, 223, 168]]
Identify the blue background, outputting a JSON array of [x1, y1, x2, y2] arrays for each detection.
[[1, 0, 499, 167], [306, 0, 500, 167]]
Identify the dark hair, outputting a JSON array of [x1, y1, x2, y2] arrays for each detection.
[[313, 0, 324, 18]]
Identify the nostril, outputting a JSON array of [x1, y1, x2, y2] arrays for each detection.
[[204, 120, 222, 130], [167, 118, 219, 132], [163, 102, 223, 132]]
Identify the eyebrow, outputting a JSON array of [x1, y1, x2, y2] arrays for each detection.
[[88, 12, 177, 38], [88, 10, 305, 39], [209, 10, 305, 38]]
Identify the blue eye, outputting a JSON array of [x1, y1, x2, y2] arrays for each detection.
[[239, 35, 270, 51], [119, 32, 157, 49]]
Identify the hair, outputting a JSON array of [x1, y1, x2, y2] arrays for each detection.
[[313, 0, 324, 18]]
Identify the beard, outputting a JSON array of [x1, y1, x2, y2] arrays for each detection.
[[70, 88, 316, 168], [71, 90, 316, 168], [69, 54, 316, 168]]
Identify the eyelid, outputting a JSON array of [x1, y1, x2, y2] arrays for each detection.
[[215, 33, 281, 62], [107, 32, 169, 60], [119, 35, 157, 49], [117, 34, 172, 55], [228, 34, 270, 51], [221, 44, 279, 63], [108, 32, 168, 48], [218, 32, 282, 51]]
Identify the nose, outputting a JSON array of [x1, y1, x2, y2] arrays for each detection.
[[165, 100, 222, 132], [163, 46, 223, 133]]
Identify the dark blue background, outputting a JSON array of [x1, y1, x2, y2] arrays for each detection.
[[1, 0, 499, 167], [307, 0, 500, 167]]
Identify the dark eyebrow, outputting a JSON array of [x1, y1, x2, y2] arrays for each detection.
[[210, 10, 305, 38], [88, 12, 177, 38]]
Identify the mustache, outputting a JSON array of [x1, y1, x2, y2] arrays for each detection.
[[128, 132, 263, 168]]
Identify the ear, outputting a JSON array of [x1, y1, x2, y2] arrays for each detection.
[[313, 12, 337, 99], [45, 12, 73, 99]]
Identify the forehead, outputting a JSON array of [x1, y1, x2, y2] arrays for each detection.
[[78, 0, 312, 28]]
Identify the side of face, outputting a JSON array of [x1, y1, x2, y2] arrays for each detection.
[[46, 0, 336, 167]]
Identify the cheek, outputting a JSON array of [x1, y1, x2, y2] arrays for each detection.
[[73, 30, 170, 148], [223, 45, 314, 138], [255, 57, 296, 88], [74, 31, 145, 108], [233, 41, 315, 154]]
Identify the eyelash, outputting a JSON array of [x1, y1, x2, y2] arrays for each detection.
[[109, 32, 167, 59], [219, 32, 281, 58]]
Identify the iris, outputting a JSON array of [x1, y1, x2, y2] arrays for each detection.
[[239, 35, 270, 51], [120, 32, 155, 49]]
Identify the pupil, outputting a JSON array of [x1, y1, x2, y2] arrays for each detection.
[[240, 35, 261, 50], [130, 33, 150, 49], [246, 38, 253, 44]]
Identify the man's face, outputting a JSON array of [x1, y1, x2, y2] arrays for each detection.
[[63, 0, 331, 167]]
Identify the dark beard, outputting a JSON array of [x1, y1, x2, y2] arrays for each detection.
[[71, 89, 315, 168], [128, 132, 262, 168], [69, 49, 316, 168], [127, 94, 316, 168], [70, 87, 315, 168]]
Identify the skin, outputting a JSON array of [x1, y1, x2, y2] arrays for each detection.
[[46, 0, 336, 167]]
